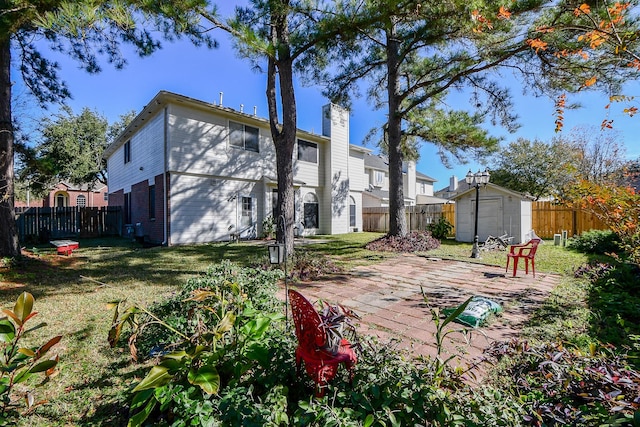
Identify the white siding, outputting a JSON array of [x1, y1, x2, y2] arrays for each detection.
[[417, 179, 434, 196], [169, 174, 261, 244], [404, 161, 416, 202], [455, 185, 532, 243], [294, 139, 324, 187], [321, 104, 350, 234], [455, 197, 473, 242], [348, 150, 367, 192], [107, 111, 165, 193], [167, 104, 274, 181], [518, 200, 532, 244]]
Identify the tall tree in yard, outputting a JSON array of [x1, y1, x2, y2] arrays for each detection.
[[0, 1, 215, 258], [201, 1, 349, 255], [16, 107, 136, 197], [489, 137, 578, 200], [325, 0, 640, 237]]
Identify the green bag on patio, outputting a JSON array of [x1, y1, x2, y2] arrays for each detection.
[[442, 296, 502, 328]]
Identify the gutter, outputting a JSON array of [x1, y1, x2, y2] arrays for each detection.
[[163, 106, 168, 246]]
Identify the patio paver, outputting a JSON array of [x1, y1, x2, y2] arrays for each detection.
[[279, 253, 562, 380]]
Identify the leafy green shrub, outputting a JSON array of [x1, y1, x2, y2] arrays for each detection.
[[108, 261, 291, 426], [365, 231, 440, 252], [262, 215, 276, 239], [567, 229, 620, 254], [584, 262, 640, 351], [426, 217, 453, 239], [0, 292, 61, 423]]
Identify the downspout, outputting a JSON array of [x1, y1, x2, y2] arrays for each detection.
[[163, 106, 168, 245]]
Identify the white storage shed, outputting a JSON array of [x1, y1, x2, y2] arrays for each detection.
[[453, 183, 534, 244]]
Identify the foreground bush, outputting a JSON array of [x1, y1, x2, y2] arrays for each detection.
[[108, 260, 539, 426]]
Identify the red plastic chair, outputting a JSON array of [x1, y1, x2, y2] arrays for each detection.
[[288, 289, 357, 397], [506, 238, 541, 277]]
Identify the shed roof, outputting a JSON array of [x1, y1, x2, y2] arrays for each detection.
[[452, 183, 535, 201]]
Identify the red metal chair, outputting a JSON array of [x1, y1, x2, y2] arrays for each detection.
[[506, 238, 541, 277], [288, 289, 357, 397]]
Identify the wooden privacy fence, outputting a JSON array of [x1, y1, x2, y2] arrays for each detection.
[[363, 202, 607, 238], [363, 204, 455, 234], [15, 206, 123, 243], [531, 201, 608, 238]]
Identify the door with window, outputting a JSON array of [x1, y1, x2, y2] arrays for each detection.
[[239, 195, 257, 239], [303, 193, 319, 230]]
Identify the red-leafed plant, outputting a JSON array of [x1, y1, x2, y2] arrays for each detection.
[[564, 180, 640, 264]]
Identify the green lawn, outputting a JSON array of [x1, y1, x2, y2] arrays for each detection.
[[0, 233, 602, 425]]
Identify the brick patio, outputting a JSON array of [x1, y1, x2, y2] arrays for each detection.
[[278, 254, 561, 380]]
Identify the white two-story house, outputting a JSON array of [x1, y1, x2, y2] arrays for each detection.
[[103, 91, 370, 245], [362, 153, 439, 207]]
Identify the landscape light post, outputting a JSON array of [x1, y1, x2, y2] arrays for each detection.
[[267, 215, 288, 324], [465, 169, 490, 259]]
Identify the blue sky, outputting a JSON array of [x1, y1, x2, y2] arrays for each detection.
[[15, 5, 639, 190]]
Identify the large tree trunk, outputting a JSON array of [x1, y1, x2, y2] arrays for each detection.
[[267, 1, 296, 256], [0, 38, 20, 258], [386, 24, 407, 237]]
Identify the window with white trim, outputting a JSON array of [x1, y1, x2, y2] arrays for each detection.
[[77, 195, 86, 207], [124, 140, 131, 164], [297, 139, 318, 163], [374, 171, 384, 185], [349, 196, 356, 227], [229, 121, 259, 153]]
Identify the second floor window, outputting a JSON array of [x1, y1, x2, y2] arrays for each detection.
[[229, 121, 259, 153], [374, 171, 384, 185], [124, 140, 131, 164], [297, 140, 318, 163]]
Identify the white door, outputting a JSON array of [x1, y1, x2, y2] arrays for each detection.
[[238, 195, 257, 239], [477, 198, 502, 241]]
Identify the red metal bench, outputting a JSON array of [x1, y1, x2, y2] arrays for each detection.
[[50, 240, 79, 256]]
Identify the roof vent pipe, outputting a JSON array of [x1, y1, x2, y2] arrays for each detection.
[[240, 104, 244, 113], [219, 92, 223, 106], [253, 106, 257, 116]]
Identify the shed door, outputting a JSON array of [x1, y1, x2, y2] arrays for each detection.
[[476, 197, 502, 241]]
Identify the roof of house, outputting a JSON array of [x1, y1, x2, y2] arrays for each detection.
[[104, 90, 336, 159], [364, 188, 389, 201], [58, 181, 107, 192], [416, 171, 436, 182], [363, 153, 388, 171], [364, 153, 436, 182]]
